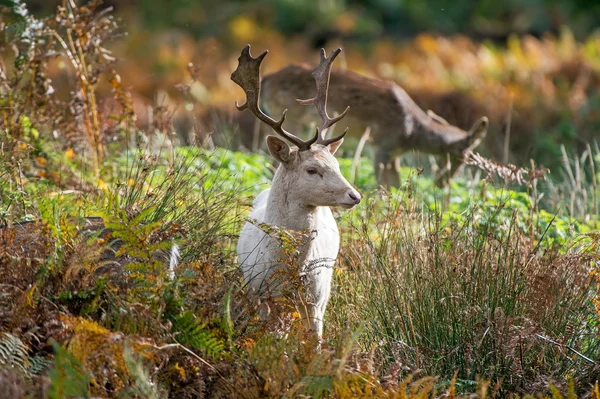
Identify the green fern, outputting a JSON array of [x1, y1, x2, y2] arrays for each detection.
[[47, 341, 91, 399], [299, 375, 334, 399], [28, 355, 52, 375], [0, 333, 30, 375], [173, 311, 224, 359]]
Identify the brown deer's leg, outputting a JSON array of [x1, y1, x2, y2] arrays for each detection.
[[375, 149, 401, 188], [434, 154, 462, 187]]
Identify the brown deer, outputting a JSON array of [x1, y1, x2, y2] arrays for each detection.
[[261, 64, 489, 187]]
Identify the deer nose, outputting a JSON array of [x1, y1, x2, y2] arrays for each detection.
[[347, 190, 361, 204]]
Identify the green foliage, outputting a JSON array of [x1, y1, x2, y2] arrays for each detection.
[[103, 147, 247, 263], [200, 147, 273, 195], [28, 355, 52, 376], [172, 311, 225, 359], [0, 331, 51, 380], [47, 341, 92, 399], [27, 0, 600, 40], [298, 375, 334, 399], [219, 148, 598, 248]]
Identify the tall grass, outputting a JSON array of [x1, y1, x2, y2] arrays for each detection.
[[330, 184, 599, 392], [544, 143, 600, 221]]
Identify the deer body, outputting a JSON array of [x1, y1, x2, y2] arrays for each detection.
[[233, 46, 360, 339], [261, 65, 489, 186], [238, 185, 340, 337], [238, 141, 358, 338]]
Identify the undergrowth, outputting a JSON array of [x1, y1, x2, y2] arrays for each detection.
[[0, 1, 599, 398]]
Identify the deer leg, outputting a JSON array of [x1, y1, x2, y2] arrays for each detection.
[[309, 305, 324, 339], [434, 154, 462, 187], [296, 302, 322, 339], [375, 149, 400, 188]]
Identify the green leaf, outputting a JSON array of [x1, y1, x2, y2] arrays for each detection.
[[47, 341, 91, 399]]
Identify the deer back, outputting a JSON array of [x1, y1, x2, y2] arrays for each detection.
[[261, 65, 486, 157]]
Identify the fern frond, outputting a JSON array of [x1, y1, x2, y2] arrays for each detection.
[[0, 333, 30, 374], [28, 355, 52, 375], [173, 311, 224, 359], [299, 375, 334, 399]]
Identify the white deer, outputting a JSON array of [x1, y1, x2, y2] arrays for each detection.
[[233, 45, 361, 339]]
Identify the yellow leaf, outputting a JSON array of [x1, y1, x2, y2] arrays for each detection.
[[127, 179, 135, 187], [415, 34, 438, 54], [65, 148, 75, 159], [240, 337, 255, 350], [174, 362, 187, 381], [229, 16, 258, 42], [36, 156, 46, 166], [98, 179, 107, 189]]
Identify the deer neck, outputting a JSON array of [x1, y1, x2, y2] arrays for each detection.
[[390, 85, 469, 152], [401, 115, 468, 155], [263, 167, 319, 232]]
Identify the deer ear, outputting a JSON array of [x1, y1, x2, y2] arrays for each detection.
[[469, 116, 489, 140], [326, 137, 344, 155], [267, 136, 295, 164]]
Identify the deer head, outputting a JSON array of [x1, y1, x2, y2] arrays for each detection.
[[464, 116, 489, 153], [231, 45, 361, 209]]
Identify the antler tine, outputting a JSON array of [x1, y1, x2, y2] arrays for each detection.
[[296, 48, 350, 145], [231, 44, 318, 151]]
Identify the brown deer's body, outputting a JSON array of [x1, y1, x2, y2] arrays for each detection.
[[261, 65, 488, 186]]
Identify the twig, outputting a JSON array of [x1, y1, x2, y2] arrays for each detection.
[[152, 342, 248, 399], [503, 93, 513, 165], [587, 143, 598, 218], [535, 333, 597, 365], [0, 283, 63, 311], [153, 343, 220, 373], [350, 126, 371, 184]]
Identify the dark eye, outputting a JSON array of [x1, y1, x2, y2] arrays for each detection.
[[306, 168, 318, 175]]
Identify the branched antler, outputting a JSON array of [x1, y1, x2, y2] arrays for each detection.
[[231, 44, 318, 151], [297, 48, 350, 146]]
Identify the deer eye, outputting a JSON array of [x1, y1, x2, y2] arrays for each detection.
[[306, 167, 318, 175]]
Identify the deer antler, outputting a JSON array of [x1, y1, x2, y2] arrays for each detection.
[[297, 48, 350, 146], [231, 45, 318, 151]]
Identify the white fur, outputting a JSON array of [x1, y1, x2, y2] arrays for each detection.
[[237, 141, 360, 338]]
